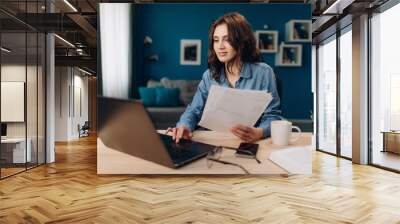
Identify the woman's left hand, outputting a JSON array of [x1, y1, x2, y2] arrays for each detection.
[[230, 124, 264, 142]]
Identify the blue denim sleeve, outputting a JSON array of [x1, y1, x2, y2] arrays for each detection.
[[176, 70, 211, 131], [257, 66, 283, 138]]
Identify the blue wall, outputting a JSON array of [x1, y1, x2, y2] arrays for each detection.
[[134, 3, 312, 119]]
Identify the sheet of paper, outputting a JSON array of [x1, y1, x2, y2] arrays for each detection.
[[268, 147, 312, 174], [198, 85, 272, 132]]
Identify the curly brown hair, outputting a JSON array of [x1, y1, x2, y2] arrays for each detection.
[[208, 12, 261, 82]]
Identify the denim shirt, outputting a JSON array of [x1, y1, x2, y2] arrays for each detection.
[[176, 62, 282, 138]]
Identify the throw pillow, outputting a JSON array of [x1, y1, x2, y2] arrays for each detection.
[[155, 87, 180, 107], [138, 87, 157, 106]]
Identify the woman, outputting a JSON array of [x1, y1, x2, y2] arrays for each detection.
[[171, 12, 282, 143]]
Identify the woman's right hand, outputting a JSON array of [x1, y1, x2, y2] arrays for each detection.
[[168, 125, 193, 143]]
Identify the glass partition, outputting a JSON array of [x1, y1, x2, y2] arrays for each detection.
[[0, 1, 46, 179], [38, 32, 45, 165], [339, 27, 352, 158], [317, 35, 337, 155], [27, 30, 38, 169], [1, 30, 28, 177], [371, 3, 400, 171], [26, 0, 44, 169]]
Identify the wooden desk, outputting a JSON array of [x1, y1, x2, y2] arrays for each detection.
[[97, 131, 312, 175]]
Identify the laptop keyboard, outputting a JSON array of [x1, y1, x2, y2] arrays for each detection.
[[166, 141, 200, 159], [159, 134, 211, 166]]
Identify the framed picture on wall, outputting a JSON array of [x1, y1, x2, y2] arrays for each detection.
[[180, 39, 201, 65], [285, 19, 312, 42], [275, 43, 302, 66], [255, 30, 278, 53]]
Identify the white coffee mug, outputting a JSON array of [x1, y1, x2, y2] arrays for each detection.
[[271, 120, 302, 146]]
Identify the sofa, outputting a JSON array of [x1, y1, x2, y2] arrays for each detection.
[[140, 77, 200, 129]]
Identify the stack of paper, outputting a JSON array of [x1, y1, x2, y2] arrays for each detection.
[[268, 147, 312, 174]]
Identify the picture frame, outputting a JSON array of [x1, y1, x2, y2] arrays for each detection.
[[180, 39, 201, 65], [255, 30, 278, 53], [285, 19, 312, 42], [275, 43, 302, 67]]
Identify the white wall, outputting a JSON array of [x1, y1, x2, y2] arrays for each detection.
[[55, 66, 89, 141], [1, 65, 27, 139], [74, 73, 89, 137], [1, 63, 46, 163], [55, 67, 69, 141], [1, 65, 42, 137]]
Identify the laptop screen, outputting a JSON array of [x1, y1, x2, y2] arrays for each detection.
[[1, 123, 7, 137], [98, 97, 175, 168]]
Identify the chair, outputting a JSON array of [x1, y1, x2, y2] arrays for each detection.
[[78, 121, 90, 138]]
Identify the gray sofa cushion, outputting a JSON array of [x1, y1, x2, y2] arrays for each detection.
[[147, 79, 163, 88], [160, 77, 200, 105]]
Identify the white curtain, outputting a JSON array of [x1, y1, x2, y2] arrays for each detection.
[[99, 3, 132, 99]]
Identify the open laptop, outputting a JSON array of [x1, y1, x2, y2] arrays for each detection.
[[98, 97, 214, 168]]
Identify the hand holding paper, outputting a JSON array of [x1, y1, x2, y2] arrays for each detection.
[[198, 85, 272, 132]]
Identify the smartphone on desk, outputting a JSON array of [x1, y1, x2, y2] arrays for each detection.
[[235, 143, 259, 159]]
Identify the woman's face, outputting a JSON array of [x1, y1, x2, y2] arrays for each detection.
[[213, 23, 237, 64]]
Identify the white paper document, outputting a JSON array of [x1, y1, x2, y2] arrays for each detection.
[[268, 147, 312, 174], [198, 85, 272, 132]]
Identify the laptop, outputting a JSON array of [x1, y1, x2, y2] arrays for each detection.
[[98, 97, 214, 168]]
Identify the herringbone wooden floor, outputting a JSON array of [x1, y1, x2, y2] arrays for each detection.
[[1, 135, 400, 224]]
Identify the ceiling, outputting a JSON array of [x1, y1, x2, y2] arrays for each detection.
[[1, 0, 317, 75], [1, 0, 387, 75], [0, 0, 99, 73]]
